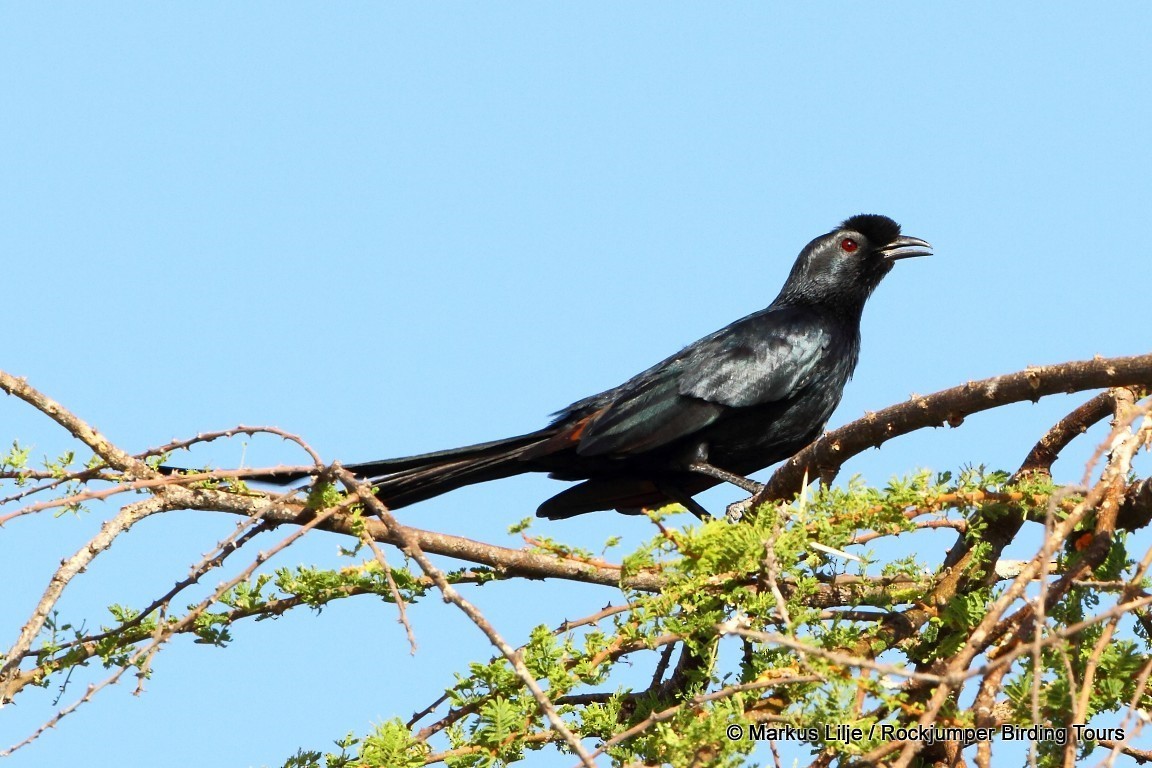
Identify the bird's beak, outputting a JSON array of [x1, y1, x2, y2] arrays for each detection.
[[879, 236, 932, 261]]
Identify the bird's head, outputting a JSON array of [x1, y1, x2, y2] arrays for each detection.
[[777, 214, 931, 312]]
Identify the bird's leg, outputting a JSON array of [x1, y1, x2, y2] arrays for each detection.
[[686, 461, 764, 495], [679, 442, 764, 495], [655, 482, 712, 521]]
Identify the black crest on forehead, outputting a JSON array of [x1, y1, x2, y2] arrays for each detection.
[[840, 214, 901, 247]]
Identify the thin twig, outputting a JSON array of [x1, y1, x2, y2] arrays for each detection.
[[341, 470, 599, 768]]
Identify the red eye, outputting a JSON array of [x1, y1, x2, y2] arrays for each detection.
[[840, 237, 859, 253]]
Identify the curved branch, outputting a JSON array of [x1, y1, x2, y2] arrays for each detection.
[[759, 352, 1152, 502], [141, 424, 324, 466], [1013, 390, 1122, 480]]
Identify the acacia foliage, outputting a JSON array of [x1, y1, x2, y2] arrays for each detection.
[[1, 360, 1152, 768]]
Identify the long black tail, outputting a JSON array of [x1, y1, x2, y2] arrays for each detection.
[[256, 428, 560, 509]]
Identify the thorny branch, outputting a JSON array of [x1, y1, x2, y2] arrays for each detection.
[[2, 354, 1152, 766], [760, 352, 1152, 500]]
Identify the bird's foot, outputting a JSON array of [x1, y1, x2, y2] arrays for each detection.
[[725, 497, 757, 523]]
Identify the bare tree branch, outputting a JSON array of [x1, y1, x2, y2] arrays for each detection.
[[760, 352, 1152, 501]]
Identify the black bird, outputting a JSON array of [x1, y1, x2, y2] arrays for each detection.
[[261, 215, 930, 519]]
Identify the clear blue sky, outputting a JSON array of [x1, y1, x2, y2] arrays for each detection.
[[2, 4, 1150, 766]]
